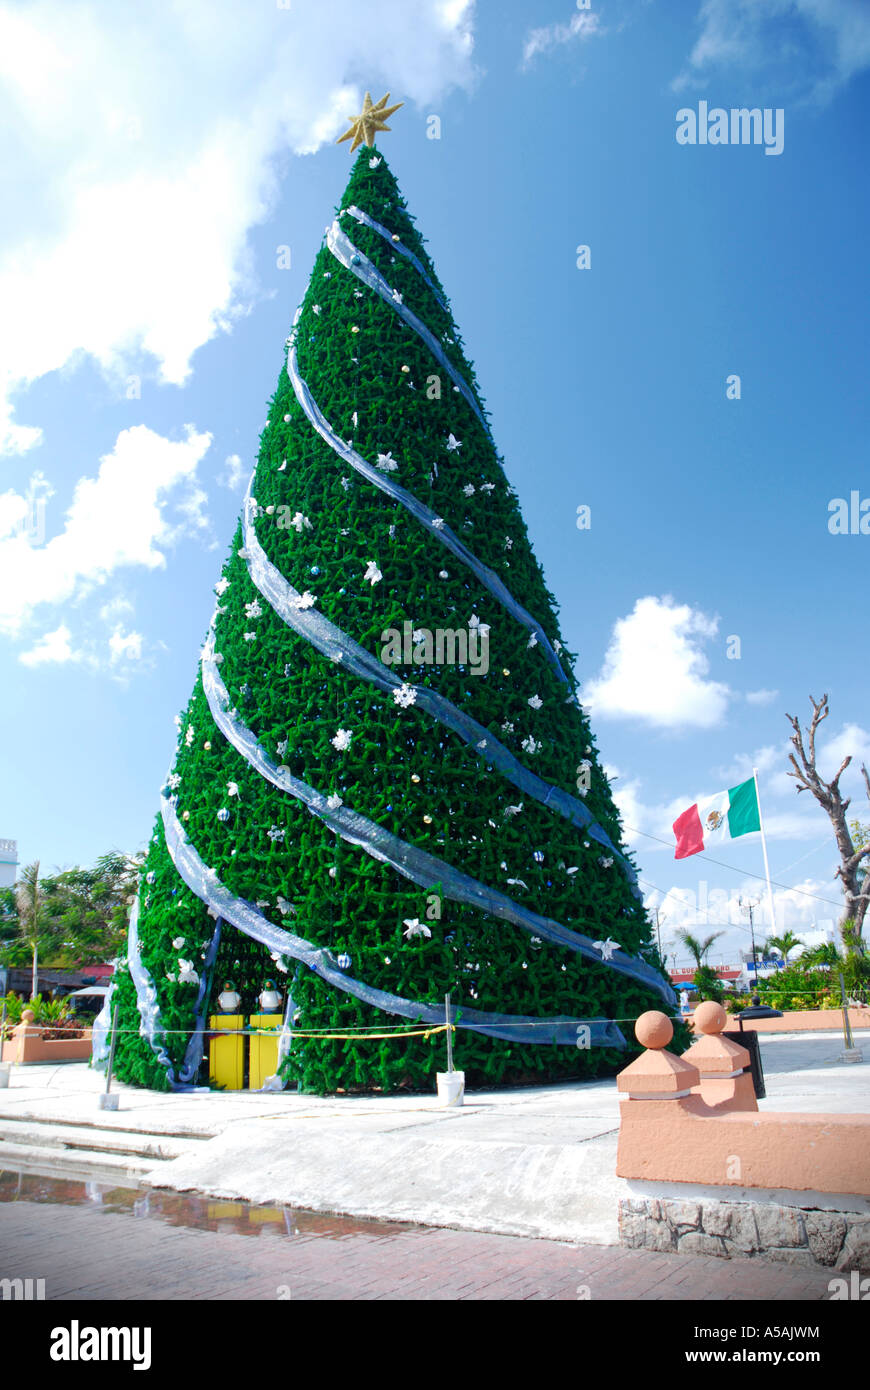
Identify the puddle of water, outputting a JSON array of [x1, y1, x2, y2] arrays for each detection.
[[0, 1168, 422, 1243]]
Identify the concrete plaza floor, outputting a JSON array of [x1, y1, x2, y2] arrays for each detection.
[[0, 1030, 866, 1246], [0, 1185, 841, 1301]]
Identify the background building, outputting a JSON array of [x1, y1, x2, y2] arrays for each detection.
[[0, 839, 17, 889]]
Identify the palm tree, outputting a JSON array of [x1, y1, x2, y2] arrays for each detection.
[[801, 941, 841, 968], [673, 929, 725, 970], [763, 931, 804, 963], [11, 861, 62, 1000]]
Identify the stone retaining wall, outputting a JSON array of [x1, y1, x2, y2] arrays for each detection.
[[619, 1196, 870, 1272]]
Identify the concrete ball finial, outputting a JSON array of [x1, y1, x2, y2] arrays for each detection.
[[635, 1011, 674, 1050], [21, 1008, 36, 1024], [694, 1001, 728, 1035]]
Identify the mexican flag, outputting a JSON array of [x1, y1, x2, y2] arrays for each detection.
[[672, 777, 761, 859]]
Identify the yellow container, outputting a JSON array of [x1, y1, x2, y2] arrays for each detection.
[[208, 1014, 244, 1090], [248, 1013, 282, 1090]]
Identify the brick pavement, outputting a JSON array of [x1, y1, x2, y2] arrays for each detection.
[[0, 1201, 840, 1301]]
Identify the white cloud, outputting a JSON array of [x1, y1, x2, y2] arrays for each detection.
[[0, 424, 212, 637], [522, 6, 603, 66], [19, 623, 76, 667], [760, 808, 827, 840], [715, 743, 783, 786], [219, 453, 247, 491], [746, 688, 779, 706], [818, 721, 870, 782], [603, 762, 687, 851], [583, 595, 731, 729], [674, 0, 870, 102], [0, 471, 53, 542], [109, 624, 143, 663], [99, 595, 134, 622], [648, 871, 843, 965], [0, 0, 478, 454]]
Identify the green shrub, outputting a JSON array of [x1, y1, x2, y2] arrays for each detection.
[[693, 966, 724, 1004], [0, 992, 72, 1032], [756, 965, 833, 1011]]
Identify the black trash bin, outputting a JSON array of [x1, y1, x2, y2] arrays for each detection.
[[723, 1027, 766, 1100]]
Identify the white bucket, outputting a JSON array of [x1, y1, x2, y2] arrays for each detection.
[[437, 1070, 465, 1107], [0, 1064, 10, 1088], [98, 1092, 120, 1110]]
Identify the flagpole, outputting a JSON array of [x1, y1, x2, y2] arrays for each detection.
[[753, 767, 778, 941]]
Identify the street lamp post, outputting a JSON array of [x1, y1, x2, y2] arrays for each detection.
[[739, 896, 759, 990]]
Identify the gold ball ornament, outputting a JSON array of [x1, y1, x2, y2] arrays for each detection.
[[423, 814, 432, 824], [203, 741, 212, 750], [502, 669, 510, 677], [411, 774, 421, 783], [182, 811, 190, 822]]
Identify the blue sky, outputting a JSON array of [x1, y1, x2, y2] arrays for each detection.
[[1, 0, 868, 968]]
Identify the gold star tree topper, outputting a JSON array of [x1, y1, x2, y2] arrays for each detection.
[[336, 91, 403, 153]]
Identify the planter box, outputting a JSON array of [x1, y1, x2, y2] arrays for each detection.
[[2, 1026, 93, 1064]]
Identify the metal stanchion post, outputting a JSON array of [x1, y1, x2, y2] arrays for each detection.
[[436, 991, 464, 1107], [839, 970, 863, 1064], [98, 1000, 121, 1109], [0, 999, 9, 1087]]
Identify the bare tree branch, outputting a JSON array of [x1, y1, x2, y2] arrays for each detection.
[[784, 695, 869, 939]]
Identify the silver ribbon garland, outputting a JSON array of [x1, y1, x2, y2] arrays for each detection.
[[125, 897, 179, 1082], [342, 205, 448, 310], [177, 916, 223, 1085], [91, 983, 115, 1068], [242, 493, 640, 890], [161, 794, 630, 1047], [326, 218, 491, 438], [200, 638, 671, 1002], [95, 898, 221, 1091], [285, 317, 568, 686]]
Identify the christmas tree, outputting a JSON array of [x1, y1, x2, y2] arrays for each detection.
[[109, 96, 675, 1096]]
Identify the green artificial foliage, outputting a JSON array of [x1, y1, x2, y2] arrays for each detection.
[[111, 147, 674, 1095]]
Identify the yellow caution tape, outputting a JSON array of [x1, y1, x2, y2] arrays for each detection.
[[238, 1023, 454, 1042]]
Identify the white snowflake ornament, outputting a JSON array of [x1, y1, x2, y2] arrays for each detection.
[[393, 684, 417, 708]]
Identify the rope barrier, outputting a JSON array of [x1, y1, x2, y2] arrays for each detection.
[[16, 1005, 865, 1046], [8, 997, 864, 1047]]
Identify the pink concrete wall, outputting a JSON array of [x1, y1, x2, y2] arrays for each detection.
[[719, 1007, 870, 1034], [617, 1007, 870, 1196], [2, 1026, 93, 1064], [617, 1096, 870, 1193]]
